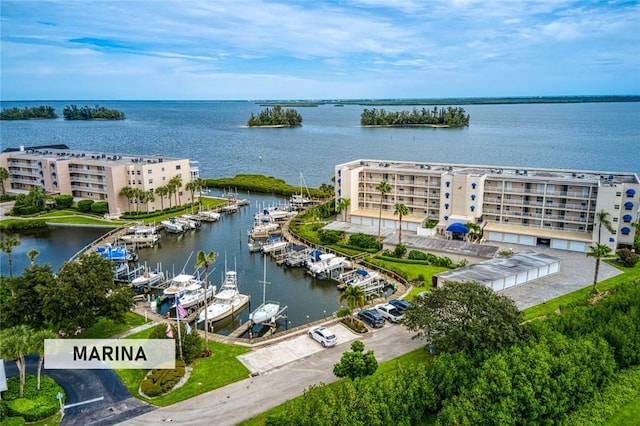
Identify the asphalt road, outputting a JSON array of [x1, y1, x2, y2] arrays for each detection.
[[4, 355, 154, 426], [119, 323, 424, 426]]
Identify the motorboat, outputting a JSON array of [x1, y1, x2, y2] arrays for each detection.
[[163, 274, 202, 297], [308, 253, 349, 277], [198, 270, 250, 323], [198, 210, 221, 222], [249, 256, 280, 325], [161, 218, 186, 233], [97, 243, 137, 262], [130, 269, 165, 288], [261, 237, 288, 253], [172, 281, 215, 309]]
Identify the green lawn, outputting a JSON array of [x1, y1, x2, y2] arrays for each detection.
[[605, 395, 640, 426], [79, 312, 149, 338]]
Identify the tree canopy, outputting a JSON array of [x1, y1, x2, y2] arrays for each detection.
[[62, 104, 125, 120], [0, 105, 58, 120], [333, 340, 378, 380], [360, 106, 470, 127], [403, 281, 526, 354], [247, 105, 302, 127]]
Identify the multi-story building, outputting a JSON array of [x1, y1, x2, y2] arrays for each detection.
[[335, 159, 639, 252], [0, 146, 199, 215]]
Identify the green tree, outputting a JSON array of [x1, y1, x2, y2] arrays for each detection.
[[170, 175, 183, 207], [403, 281, 525, 354], [333, 340, 378, 380], [0, 166, 9, 195], [195, 249, 217, 356], [26, 248, 40, 266], [393, 202, 409, 247], [338, 284, 366, 324], [1, 264, 54, 328], [595, 209, 615, 244], [41, 252, 134, 334], [119, 186, 135, 213], [466, 222, 483, 243], [31, 329, 58, 390], [0, 325, 32, 397], [0, 236, 21, 277], [336, 198, 351, 222], [586, 243, 613, 293], [375, 181, 392, 240], [155, 185, 169, 210]]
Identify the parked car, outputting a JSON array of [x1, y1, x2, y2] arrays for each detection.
[[357, 309, 386, 328], [375, 303, 404, 323], [308, 326, 338, 347], [388, 299, 412, 313]]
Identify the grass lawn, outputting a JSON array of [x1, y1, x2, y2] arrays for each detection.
[[116, 327, 251, 407], [605, 395, 640, 426], [366, 257, 448, 293], [79, 312, 149, 338]]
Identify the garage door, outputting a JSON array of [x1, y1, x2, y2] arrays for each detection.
[[516, 272, 528, 284], [504, 275, 516, 288], [492, 279, 504, 291], [519, 235, 535, 246], [504, 233, 518, 243], [551, 239, 569, 250], [569, 241, 587, 252], [528, 268, 539, 280], [487, 231, 503, 242], [549, 262, 559, 274]]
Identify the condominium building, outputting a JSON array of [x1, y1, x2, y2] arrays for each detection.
[[335, 159, 639, 252], [0, 146, 199, 215]]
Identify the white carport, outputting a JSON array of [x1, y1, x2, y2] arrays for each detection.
[[484, 223, 592, 253], [434, 251, 561, 290]]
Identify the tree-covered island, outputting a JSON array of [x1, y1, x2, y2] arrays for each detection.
[[62, 104, 126, 120], [360, 106, 470, 127], [247, 105, 303, 127], [0, 105, 58, 120]]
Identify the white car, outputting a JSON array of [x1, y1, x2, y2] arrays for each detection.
[[375, 303, 404, 323], [308, 326, 338, 347]]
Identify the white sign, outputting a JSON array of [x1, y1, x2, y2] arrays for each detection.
[[0, 359, 7, 392], [45, 339, 175, 369]]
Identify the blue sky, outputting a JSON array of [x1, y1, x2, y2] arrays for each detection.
[[1, 0, 639, 100]]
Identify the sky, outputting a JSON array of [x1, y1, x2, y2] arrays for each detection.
[[1, 0, 639, 100]]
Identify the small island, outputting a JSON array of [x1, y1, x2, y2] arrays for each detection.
[[360, 106, 470, 127], [63, 104, 126, 120], [0, 105, 58, 120], [247, 105, 302, 127]]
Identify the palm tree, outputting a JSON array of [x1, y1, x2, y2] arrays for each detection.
[[119, 186, 135, 213], [140, 190, 155, 212], [393, 203, 409, 246], [31, 329, 58, 390], [0, 166, 9, 195], [375, 181, 392, 240], [595, 209, 615, 244], [195, 250, 217, 356], [0, 236, 21, 277], [0, 325, 32, 397], [27, 248, 40, 266], [336, 198, 351, 222], [170, 175, 183, 207], [155, 186, 168, 211], [338, 285, 366, 324], [586, 243, 613, 293], [465, 222, 483, 243]]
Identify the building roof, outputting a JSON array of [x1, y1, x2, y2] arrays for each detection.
[[435, 251, 561, 284]]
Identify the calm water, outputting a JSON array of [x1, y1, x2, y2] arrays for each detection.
[[2, 100, 639, 329]]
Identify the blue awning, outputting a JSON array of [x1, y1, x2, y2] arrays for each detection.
[[627, 189, 636, 196], [623, 214, 633, 222], [621, 227, 631, 234], [446, 222, 468, 233], [624, 201, 634, 209]]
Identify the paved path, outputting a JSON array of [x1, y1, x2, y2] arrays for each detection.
[[118, 323, 423, 426]]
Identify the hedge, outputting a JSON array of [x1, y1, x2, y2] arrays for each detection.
[[2, 375, 63, 423]]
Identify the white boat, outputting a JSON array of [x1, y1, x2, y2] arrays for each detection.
[[172, 282, 215, 309], [120, 226, 160, 245], [130, 269, 165, 288], [198, 270, 250, 323], [250, 256, 280, 325], [198, 210, 221, 222], [178, 215, 200, 229], [261, 237, 288, 253], [308, 253, 349, 277], [163, 274, 202, 297], [290, 172, 314, 209], [254, 206, 296, 222], [161, 218, 186, 233]]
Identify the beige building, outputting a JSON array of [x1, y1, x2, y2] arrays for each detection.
[[335, 159, 639, 252], [0, 146, 198, 215]]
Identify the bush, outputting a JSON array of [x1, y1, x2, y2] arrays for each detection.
[[318, 229, 343, 245], [616, 248, 639, 267], [408, 250, 428, 260], [76, 199, 94, 213], [0, 220, 47, 231], [90, 201, 109, 214], [2, 375, 62, 423], [348, 233, 381, 250], [54, 194, 74, 209], [393, 244, 407, 258]]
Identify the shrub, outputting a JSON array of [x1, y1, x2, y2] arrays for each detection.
[[393, 244, 407, 258], [408, 250, 428, 260], [76, 199, 94, 213], [318, 229, 343, 245], [616, 248, 639, 267], [54, 194, 74, 209], [3, 375, 62, 423], [348, 233, 381, 250], [90, 201, 109, 214]]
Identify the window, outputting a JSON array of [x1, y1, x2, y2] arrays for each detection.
[[149, 179, 153, 184], [136, 170, 141, 175], [613, 217, 618, 222], [176, 165, 182, 170], [614, 204, 620, 210], [616, 192, 622, 197], [148, 169, 153, 174]]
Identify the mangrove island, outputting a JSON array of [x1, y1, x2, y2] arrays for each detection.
[[247, 105, 303, 127], [0, 105, 58, 120], [361, 106, 470, 127], [63, 104, 126, 120]]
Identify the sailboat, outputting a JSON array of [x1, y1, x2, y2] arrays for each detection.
[[249, 256, 280, 325], [290, 172, 313, 209]]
